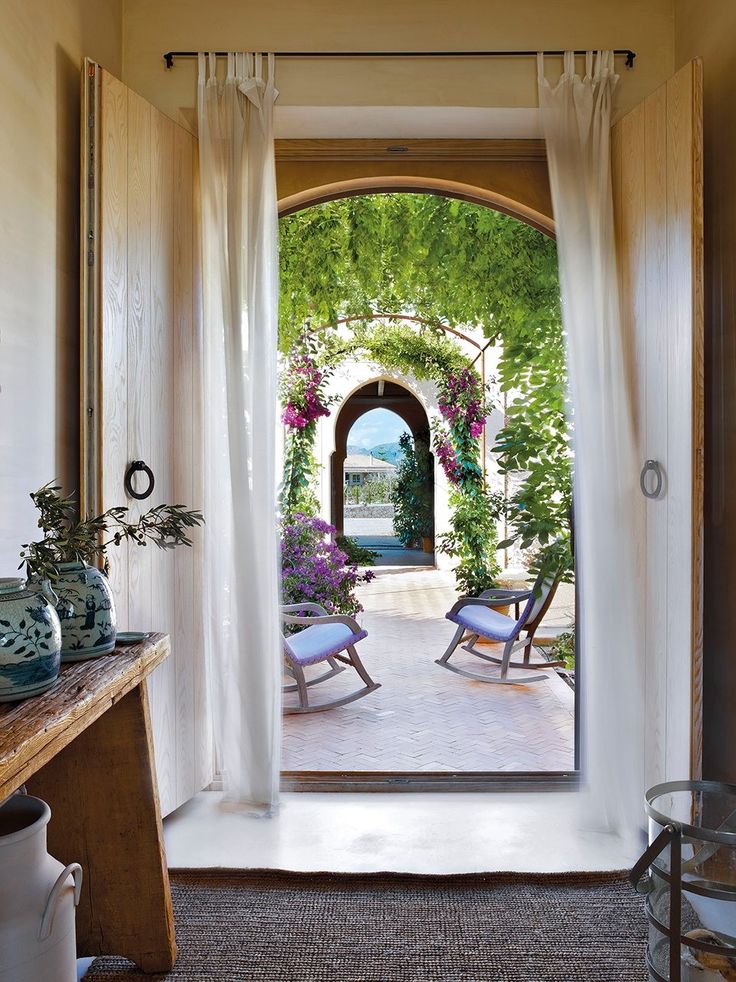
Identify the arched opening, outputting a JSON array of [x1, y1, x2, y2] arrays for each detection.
[[335, 388, 435, 562], [278, 185, 576, 784], [278, 175, 555, 238]]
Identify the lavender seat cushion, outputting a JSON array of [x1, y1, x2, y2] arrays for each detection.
[[284, 623, 368, 667], [446, 604, 518, 642]]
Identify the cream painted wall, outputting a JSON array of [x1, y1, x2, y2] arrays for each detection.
[[675, 0, 736, 783], [121, 0, 675, 132], [0, 0, 122, 571]]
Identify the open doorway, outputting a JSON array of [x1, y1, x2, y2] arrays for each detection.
[[81, 62, 703, 844], [336, 389, 435, 566], [278, 191, 577, 787]]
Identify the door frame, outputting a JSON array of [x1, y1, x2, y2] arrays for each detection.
[[81, 59, 102, 519], [277, 152, 582, 792], [276, 134, 704, 790]]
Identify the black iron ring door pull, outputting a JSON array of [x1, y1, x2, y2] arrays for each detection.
[[640, 459, 664, 499], [124, 460, 155, 500]]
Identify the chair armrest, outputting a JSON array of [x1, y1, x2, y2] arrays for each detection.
[[281, 602, 329, 617], [447, 590, 532, 617], [281, 611, 364, 634], [478, 589, 532, 605]]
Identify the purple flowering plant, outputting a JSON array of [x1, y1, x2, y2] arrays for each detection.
[[279, 336, 335, 517], [433, 365, 501, 593], [280, 346, 331, 431], [280, 513, 374, 622], [435, 433, 462, 485], [434, 368, 489, 488], [437, 368, 488, 441]]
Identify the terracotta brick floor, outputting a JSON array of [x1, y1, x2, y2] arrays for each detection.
[[282, 567, 575, 773]]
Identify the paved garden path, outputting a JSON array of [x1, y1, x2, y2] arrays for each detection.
[[282, 567, 575, 773]]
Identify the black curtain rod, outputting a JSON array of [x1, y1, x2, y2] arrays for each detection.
[[163, 49, 636, 70]]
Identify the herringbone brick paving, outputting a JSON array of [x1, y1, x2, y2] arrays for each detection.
[[282, 568, 575, 772]]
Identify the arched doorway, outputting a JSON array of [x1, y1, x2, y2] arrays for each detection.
[[278, 175, 555, 238], [331, 380, 432, 545], [278, 185, 576, 785]]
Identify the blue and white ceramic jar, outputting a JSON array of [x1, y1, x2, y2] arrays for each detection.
[[50, 562, 117, 662], [0, 578, 62, 702]]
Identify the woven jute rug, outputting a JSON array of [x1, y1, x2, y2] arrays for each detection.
[[85, 869, 647, 981]]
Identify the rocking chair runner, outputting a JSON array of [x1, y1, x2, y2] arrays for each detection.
[[281, 602, 380, 713], [436, 572, 562, 684]]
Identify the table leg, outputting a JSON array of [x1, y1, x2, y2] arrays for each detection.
[[27, 682, 176, 973]]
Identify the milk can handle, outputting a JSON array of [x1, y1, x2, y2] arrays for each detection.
[[39, 863, 83, 941]]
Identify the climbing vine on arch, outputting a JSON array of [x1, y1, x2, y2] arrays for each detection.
[[279, 323, 502, 594], [278, 193, 574, 583]]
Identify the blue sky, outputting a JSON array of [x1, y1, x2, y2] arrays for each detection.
[[347, 408, 410, 449]]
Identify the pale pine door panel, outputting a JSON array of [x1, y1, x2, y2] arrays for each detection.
[[90, 64, 211, 815], [611, 59, 704, 786]]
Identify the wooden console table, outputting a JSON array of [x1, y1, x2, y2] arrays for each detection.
[[0, 634, 176, 973]]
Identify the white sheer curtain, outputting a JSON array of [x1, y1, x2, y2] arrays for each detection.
[[197, 52, 281, 813], [538, 51, 644, 834]]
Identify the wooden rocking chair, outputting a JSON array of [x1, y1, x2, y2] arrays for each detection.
[[281, 602, 380, 713], [436, 572, 562, 684]]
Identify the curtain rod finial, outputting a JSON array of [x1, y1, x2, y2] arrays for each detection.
[[164, 52, 175, 70], [625, 50, 636, 69]]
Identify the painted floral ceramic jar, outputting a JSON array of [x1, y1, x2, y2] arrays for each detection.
[[50, 562, 116, 662], [0, 578, 62, 703]]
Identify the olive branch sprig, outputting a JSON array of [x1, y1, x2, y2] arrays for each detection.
[[19, 483, 204, 584]]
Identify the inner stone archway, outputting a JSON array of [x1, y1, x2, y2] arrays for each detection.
[[332, 380, 432, 540]]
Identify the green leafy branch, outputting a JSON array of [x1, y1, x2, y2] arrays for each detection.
[[19, 483, 204, 584]]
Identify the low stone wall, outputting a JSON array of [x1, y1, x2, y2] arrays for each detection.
[[344, 503, 394, 519]]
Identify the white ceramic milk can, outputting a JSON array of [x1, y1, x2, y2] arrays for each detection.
[[0, 795, 82, 982]]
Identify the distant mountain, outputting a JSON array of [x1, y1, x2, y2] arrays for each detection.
[[346, 441, 406, 464], [368, 442, 405, 465]]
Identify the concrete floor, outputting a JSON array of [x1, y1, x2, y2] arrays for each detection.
[[282, 567, 575, 772], [343, 516, 396, 537], [163, 790, 643, 873]]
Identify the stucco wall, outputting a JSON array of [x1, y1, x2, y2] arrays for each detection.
[[0, 0, 122, 571], [121, 0, 674, 131]]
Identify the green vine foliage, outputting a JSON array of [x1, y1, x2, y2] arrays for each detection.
[[279, 426, 320, 519], [437, 370, 503, 594], [278, 334, 333, 519], [279, 193, 574, 582], [390, 432, 434, 547], [438, 486, 504, 597], [349, 321, 468, 382]]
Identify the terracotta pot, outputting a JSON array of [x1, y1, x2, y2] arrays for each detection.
[[0, 795, 82, 982], [421, 536, 434, 554]]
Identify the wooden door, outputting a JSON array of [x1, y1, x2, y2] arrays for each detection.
[[611, 59, 704, 786], [81, 61, 211, 815]]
